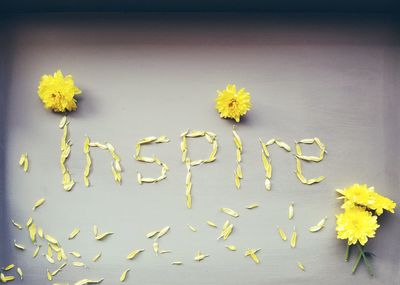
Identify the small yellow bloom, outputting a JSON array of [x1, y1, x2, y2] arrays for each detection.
[[337, 183, 396, 215], [215, 84, 251, 122], [336, 206, 379, 245], [37, 70, 81, 112], [369, 192, 396, 215], [337, 184, 374, 210]]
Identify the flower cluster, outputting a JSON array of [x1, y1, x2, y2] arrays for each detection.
[[337, 184, 396, 216], [37, 70, 82, 113], [336, 183, 396, 275]]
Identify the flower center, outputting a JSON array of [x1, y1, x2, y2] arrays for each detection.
[[229, 99, 238, 108], [351, 219, 361, 230]]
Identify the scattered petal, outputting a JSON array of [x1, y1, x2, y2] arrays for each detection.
[[290, 227, 297, 248], [245, 248, 261, 264], [17, 267, 23, 280], [33, 245, 41, 258], [11, 220, 22, 230], [74, 278, 104, 285], [59, 116, 67, 128], [297, 261, 305, 271], [277, 227, 287, 241], [95, 232, 114, 240], [155, 226, 170, 240], [69, 228, 80, 240], [172, 261, 183, 265], [246, 204, 259, 209], [120, 269, 130, 282], [45, 234, 58, 244], [92, 252, 102, 262], [145, 230, 159, 238], [309, 217, 328, 232], [226, 245, 237, 251], [194, 251, 209, 262], [33, 198, 46, 210], [187, 224, 197, 232], [69, 251, 82, 258], [288, 202, 294, 220], [72, 261, 86, 267], [220, 207, 239, 218], [14, 240, 25, 250], [126, 249, 145, 260], [2, 264, 15, 271]]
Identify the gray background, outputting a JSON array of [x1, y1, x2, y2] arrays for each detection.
[[0, 13, 399, 285]]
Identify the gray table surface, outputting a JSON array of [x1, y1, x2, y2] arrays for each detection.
[[0, 13, 399, 285]]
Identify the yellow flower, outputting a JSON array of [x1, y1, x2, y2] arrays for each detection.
[[215, 84, 251, 122], [337, 183, 396, 215], [38, 70, 81, 112], [336, 184, 375, 210], [369, 192, 396, 215], [336, 206, 379, 245]]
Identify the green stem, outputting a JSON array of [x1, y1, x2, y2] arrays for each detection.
[[352, 251, 362, 274], [357, 243, 374, 277], [345, 244, 351, 262]]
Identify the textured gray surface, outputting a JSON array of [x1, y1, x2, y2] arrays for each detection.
[[0, 13, 399, 285]]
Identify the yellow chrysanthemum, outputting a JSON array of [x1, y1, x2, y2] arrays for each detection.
[[336, 206, 379, 245], [215, 84, 251, 122], [336, 184, 375, 210], [369, 192, 396, 216], [38, 70, 81, 112], [337, 183, 396, 215]]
